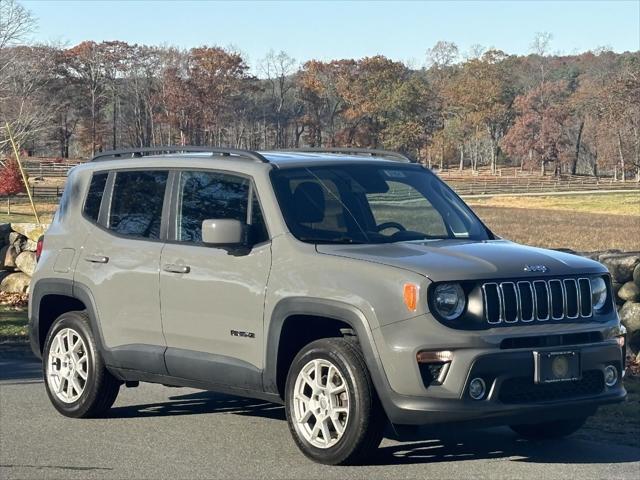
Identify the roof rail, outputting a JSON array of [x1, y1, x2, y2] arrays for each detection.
[[90, 146, 269, 163], [289, 147, 415, 163]]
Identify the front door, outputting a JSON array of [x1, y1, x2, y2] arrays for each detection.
[[159, 170, 271, 389]]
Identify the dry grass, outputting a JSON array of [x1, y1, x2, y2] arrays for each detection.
[[472, 206, 640, 252], [468, 193, 640, 217]]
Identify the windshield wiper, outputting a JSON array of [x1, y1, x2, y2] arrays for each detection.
[[299, 236, 365, 245]]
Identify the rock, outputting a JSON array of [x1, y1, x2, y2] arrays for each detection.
[[0, 272, 31, 293], [612, 282, 625, 305], [10, 223, 48, 242], [15, 251, 36, 276], [8, 232, 26, 254], [24, 239, 37, 252], [618, 281, 640, 302], [0, 244, 18, 269], [596, 250, 622, 262], [619, 301, 640, 334], [599, 253, 640, 283], [634, 264, 640, 287], [0, 223, 11, 246]]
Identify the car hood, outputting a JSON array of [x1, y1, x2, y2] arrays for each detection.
[[316, 239, 606, 282]]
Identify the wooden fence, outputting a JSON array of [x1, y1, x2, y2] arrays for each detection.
[[8, 160, 640, 206]]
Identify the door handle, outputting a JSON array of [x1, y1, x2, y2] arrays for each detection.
[[163, 264, 191, 274], [85, 254, 109, 264]]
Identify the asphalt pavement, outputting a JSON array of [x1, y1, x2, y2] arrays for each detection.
[[1, 345, 639, 479]]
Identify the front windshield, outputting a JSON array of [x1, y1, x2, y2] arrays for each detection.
[[271, 164, 492, 244]]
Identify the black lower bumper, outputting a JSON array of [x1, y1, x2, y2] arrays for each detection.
[[380, 341, 626, 426]]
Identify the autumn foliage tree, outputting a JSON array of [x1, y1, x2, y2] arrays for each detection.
[[0, 157, 25, 196]]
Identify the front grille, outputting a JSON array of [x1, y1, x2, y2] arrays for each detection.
[[482, 278, 592, 325], [499, 370, 604, 404]]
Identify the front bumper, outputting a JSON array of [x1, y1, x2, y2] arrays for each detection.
[[375, 339, 626, 426]]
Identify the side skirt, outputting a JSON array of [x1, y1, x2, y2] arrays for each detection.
[[107, 367, 283, 405]]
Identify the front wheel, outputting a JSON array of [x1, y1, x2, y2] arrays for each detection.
[[285, 338, 385, 465], [43, 311, 120, 418], [510, 417, 587, 440]]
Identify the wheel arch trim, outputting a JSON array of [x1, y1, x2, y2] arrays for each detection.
[[264, 297, 392, 403]]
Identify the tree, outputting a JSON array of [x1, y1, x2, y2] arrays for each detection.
[[61, 41, 109, 155], [0, 156, 25, 196], [502, 81, 572, 175]]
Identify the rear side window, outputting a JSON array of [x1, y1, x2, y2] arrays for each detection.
[[108, 171, 168, 240], [84, 172, 108, 222]]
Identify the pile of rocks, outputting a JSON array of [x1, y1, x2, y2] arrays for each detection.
[[0, 223, 47, 294], [574, 250, 640, 353]]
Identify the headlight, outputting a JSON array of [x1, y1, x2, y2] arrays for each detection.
[[432, 283, 466, 320], [590, 276, 607, 311]]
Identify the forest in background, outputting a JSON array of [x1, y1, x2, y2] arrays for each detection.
[[1, 0, 639, 179]]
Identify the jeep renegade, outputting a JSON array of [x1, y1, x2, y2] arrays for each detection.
[[29, 147, 626, 465]]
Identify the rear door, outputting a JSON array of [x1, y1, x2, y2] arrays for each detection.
[[73, 169, 170, 374], [159, 170, 271, 389]]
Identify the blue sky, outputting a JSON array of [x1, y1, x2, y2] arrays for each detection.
[[23, 0, 640, 69]]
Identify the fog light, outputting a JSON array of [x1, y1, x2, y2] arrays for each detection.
[[469, 377, 486, 400], [604, 365, 618, 387]]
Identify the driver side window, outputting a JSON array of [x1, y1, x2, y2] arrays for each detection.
[[367, 181, 448, 237]]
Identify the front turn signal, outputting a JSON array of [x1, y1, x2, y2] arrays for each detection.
[[403, 283, 419, 312]]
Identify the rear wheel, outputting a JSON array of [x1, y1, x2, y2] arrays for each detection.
[[43, 311, 120, 418], [510, 417, 587, 440], [285, 338, 385, 465]]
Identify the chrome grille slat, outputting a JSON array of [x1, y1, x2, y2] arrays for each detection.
[[483, 277, 594, 325]]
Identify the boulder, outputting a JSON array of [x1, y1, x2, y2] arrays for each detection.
[[612, 282, 623, 303], [599, 253, 640, 283], [15, 251, 37, 276], [0, 223, 11, 246], [24, 239, 37, 252], [0, 244, 18, 269], [634, 263, 640, 287], [619, 301, 640, 335], [10, 223, 47, 242], [0, 272, 31, 294], [618, 281, 640, 303], [8, 232, 26, 254]]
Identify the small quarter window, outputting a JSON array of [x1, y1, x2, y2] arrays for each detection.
[[108, 171, 168, 240], [84, 172, 108, 222]]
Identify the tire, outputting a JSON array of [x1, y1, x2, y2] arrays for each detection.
[[510, 417, 587, 440], [43, 310, 120, 418], [285, 337, 385, 465]]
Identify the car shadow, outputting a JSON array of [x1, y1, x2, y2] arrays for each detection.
[[108, 390, 286, 421], [374, 425, 640, 465], [0, 344, 43, 383], [108, 390, 639, 465]]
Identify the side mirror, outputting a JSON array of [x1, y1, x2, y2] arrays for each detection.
[[202, 219, 244, 246]]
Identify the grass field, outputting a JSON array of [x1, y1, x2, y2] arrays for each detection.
[[468, 193, 640, 252], [468, 192, 640, 216], [0, 305, 28, 339]]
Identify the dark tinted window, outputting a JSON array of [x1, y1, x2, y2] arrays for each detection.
[[84, 172, 108, 222], [108, 171, 168, 239], [270, 165, 490, 244], [176, 171, 268, 244]]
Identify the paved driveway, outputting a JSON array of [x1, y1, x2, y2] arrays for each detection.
[[1, 345, 639, 479]]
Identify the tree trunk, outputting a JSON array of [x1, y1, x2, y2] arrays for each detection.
[[458, 144, 464, 171], [617, 132, 626, 182], [572, 120, 584, 175]]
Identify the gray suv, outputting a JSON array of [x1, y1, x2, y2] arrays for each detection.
[[29, 147, 626, 465]]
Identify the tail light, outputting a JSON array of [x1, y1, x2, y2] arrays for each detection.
[[36, 236, 44, 262]]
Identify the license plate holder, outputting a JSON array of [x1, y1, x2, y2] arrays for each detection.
[[534, 350, 581, 384]]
